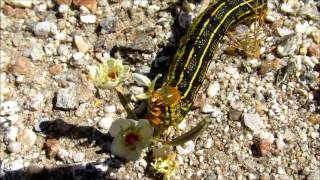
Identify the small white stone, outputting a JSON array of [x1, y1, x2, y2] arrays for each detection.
[[57, 148, 70, 162], [309, 131, 318, 139], [204, 138, 213, 149], [55, 87, 79, 110], [201, 104, 215, 113], [17, 129, 37, 148], [9, 158, 24, 171], [105, 105, 116, 113], [257, 131, 274, 143], [29, 93, 45, 111], [243, 113, 266, 132], [295, 22, 310, 34], [276, 133, 286, 150], [178, 119, 187, 130], [73, 152, 85, 162], [225, 66, 238, 75], [34, 21, 57, 36], [176, 141, 195, 155], [98, 116, 114, 130], [2, 114, 19, 125], [133, 0, 148, 7], [0, 101, 19, 115], [37, 3, 47, 12], [80, 15, 96, 24], [59, 4, 69, 13], [73, 52, 84, 61], [44, 43, 56, 56], [7, 141, 22, 153], [207, 82, 220, 97], [5, 126, 19, 142], [30, 44, 45, 61], [277, 27, 294, 37], [280, 3, 294, 14]]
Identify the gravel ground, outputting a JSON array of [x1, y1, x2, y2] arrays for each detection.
[[0, 0, 319, 179]]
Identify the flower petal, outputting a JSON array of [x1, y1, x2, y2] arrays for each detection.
[[132, 73, 151, 87], [137, 119, 153, 148], [109, 119, 136, 137], [111, 134, 142, 161]]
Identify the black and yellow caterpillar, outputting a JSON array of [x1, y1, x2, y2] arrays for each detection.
[[150, 0, 267, 136]]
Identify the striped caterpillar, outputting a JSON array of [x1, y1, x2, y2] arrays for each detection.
[[148, 0, 267, 137]]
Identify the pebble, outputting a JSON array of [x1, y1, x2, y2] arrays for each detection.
[[2, 114, 19, 125], [58, 4, 69, 13], [104, 105, 116, 113], [7, 141, 22, 153], [276, 35, 301, 57], [9, 57, 33, 76], [55, 87, 79, 110], [49, 64, 63, 75], [98, 115, 114, 130], [308, 114, 320, 125], [4, 0, 33, 8], [228, 110, 242, 121], [225, 66, 238, 75], [17, 129, 37, 149], [73, 152, 85, 162], [295, 22, 311, 34], [57, 148, 70, 162], [276, 133, 286, 151], [0, 101, 19, 115], [133, 0, 148, 8], [71, 52, 85, 67], [73, 0, 97, 12], [201, 104, 215, 113], [176, 141, 195, 155], [9, 157, 24, 171], [44, 43, 56, 56], [45, 139, 60, 159], [80, 15, 96, 24], [100, 17, 116, 33], [29, 93, 45, 111], [259, 59, 284, 74], [308, 44, 320, 59], [207, 82, 220, 97], [5, 126, 19, 142], [254, 131, 274, 156], [243, 113, 266, 132], [204, 138, 213, 149], [57, 44, 70, 56], [30, 44, 45, 61], [34, 21, 57, 36], [276, 27, 294, 37], [280, 3, 294, 14], [74, 35, 91, 53]]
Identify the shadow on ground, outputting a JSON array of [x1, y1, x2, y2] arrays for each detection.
[[1, 119, 123, 180], [1, 1, 189, 179]]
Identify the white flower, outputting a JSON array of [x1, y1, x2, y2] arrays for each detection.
[[88, 58, 130, 89], [110, 119, 153, 161]]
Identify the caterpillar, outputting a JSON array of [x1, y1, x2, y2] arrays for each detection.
[[149, 0, 267, 136]]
